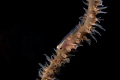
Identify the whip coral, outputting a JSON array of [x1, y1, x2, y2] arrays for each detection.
[[38, 0, 107, 80]]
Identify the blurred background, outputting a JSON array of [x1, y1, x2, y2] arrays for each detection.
[[0, 0, 116, 80]]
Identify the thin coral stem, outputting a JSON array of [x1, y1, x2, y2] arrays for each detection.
[[39, 0, 106, 80]]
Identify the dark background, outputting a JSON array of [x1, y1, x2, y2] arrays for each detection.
[[0, 0, 118, 80]]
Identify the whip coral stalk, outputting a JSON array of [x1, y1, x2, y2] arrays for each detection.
[[38, 0, 107, 80]]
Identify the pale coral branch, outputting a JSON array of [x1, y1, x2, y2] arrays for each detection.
[[38, 0, 106, 80]]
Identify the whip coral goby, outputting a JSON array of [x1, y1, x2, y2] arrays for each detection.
[[38, 0, 107, 80]]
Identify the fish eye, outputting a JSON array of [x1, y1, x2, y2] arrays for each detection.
[[57, 45, 62, 50]]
